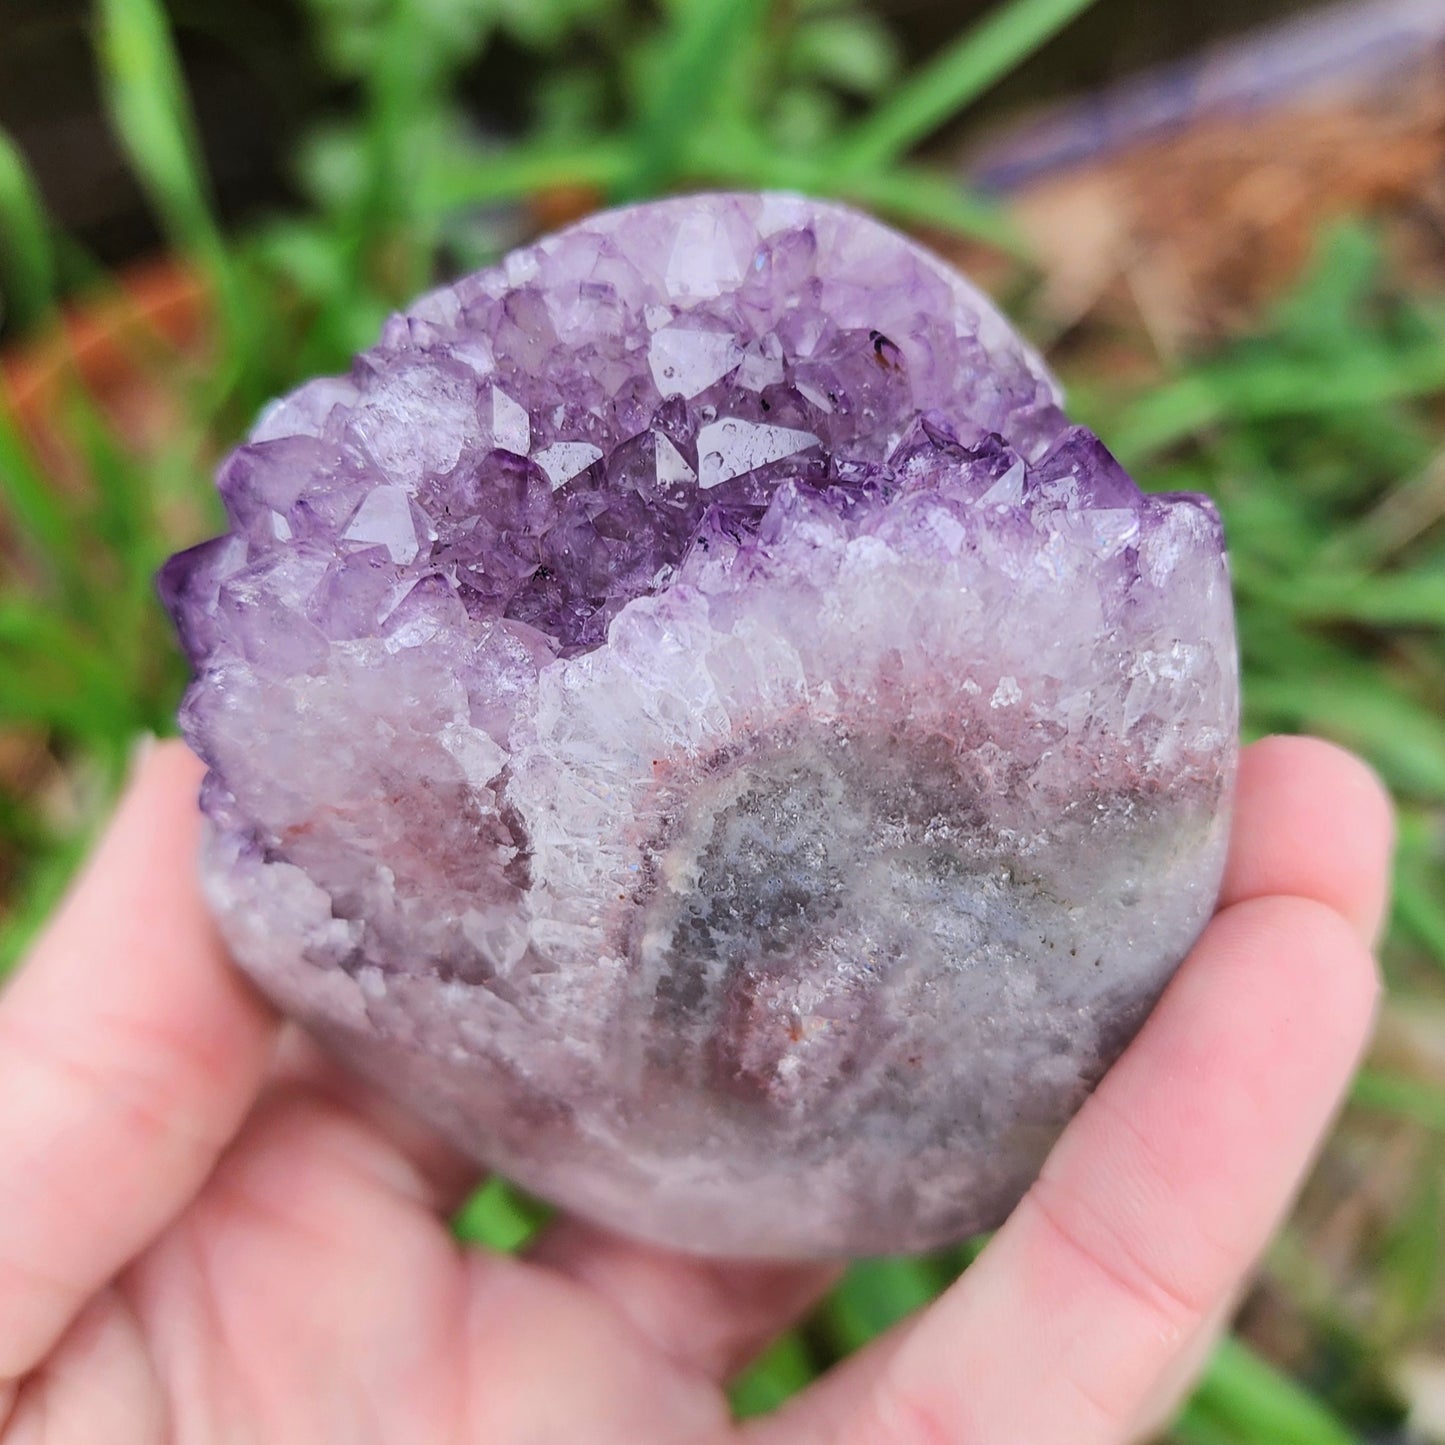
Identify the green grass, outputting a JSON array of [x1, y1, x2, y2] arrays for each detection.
[[2, 1, 1443, 1440]]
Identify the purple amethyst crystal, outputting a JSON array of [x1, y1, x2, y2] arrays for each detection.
[[162, 192, 1237, 1258]]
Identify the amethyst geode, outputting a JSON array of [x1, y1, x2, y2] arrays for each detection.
[[162, 193, 1237, 1258]]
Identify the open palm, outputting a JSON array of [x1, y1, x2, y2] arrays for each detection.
[[0, 737, 1389, 1444]]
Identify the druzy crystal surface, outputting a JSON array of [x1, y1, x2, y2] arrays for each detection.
[[162, 193, 1237, 1258]]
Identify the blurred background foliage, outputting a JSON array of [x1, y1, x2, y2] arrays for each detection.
[[1, 0, 1444, 1440]]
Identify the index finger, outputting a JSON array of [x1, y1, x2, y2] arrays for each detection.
[[0, 741, 277, 1387]]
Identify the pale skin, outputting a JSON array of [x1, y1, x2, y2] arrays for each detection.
[[0, 736, 1391, 1445]]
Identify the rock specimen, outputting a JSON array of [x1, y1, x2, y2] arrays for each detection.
[[161, 192, 1237, 1258]]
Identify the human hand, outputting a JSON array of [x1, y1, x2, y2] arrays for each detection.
[[0, 735, 1390, 1444]]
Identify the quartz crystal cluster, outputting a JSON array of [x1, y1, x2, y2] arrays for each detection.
[[162, 193, 1237, 1258]]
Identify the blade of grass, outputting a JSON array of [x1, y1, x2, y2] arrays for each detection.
[[819, 1256, 943, 1353], [60, 385, 150, 562], [1392, 818, 1445, 971], [730, 1331, 815, 1418], [0, 601, 139, 735], [1376, 1141, 1444, 1336], [1247, 568, 1445, 629], [618, 0, 771, 198], [0, 829, 91, 979], [1326, 447, 1445, 566], [684, 131, 1028, 255], [366, 0, 462, 210], [1395, 876, 1445, 970], [0, 787, 52, 851], [418, 138, 634, 218], [1173, 1408, 1248, 1445], [1352, 1069, 1445, 1134], [0, 130, 57, 331], [58, 392, 174, 701], [350, 0, 493, 300], [93, 0, 252, 370], [790, 12, 901, 98], [0, 668, 109, 734], [0, 399, 85, 600], [1185, 1336, 1360, 1445], [1243, 673, 1445, 802], [834, 167, 1027, 256], [1113, 344, 1445, 461], [451, 1177, 550, 1252], [835, 0, 1101, 172], [94, 0, 217, 255]]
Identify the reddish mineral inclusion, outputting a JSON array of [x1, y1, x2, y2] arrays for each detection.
[[162, 193, 1238, 1258]]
